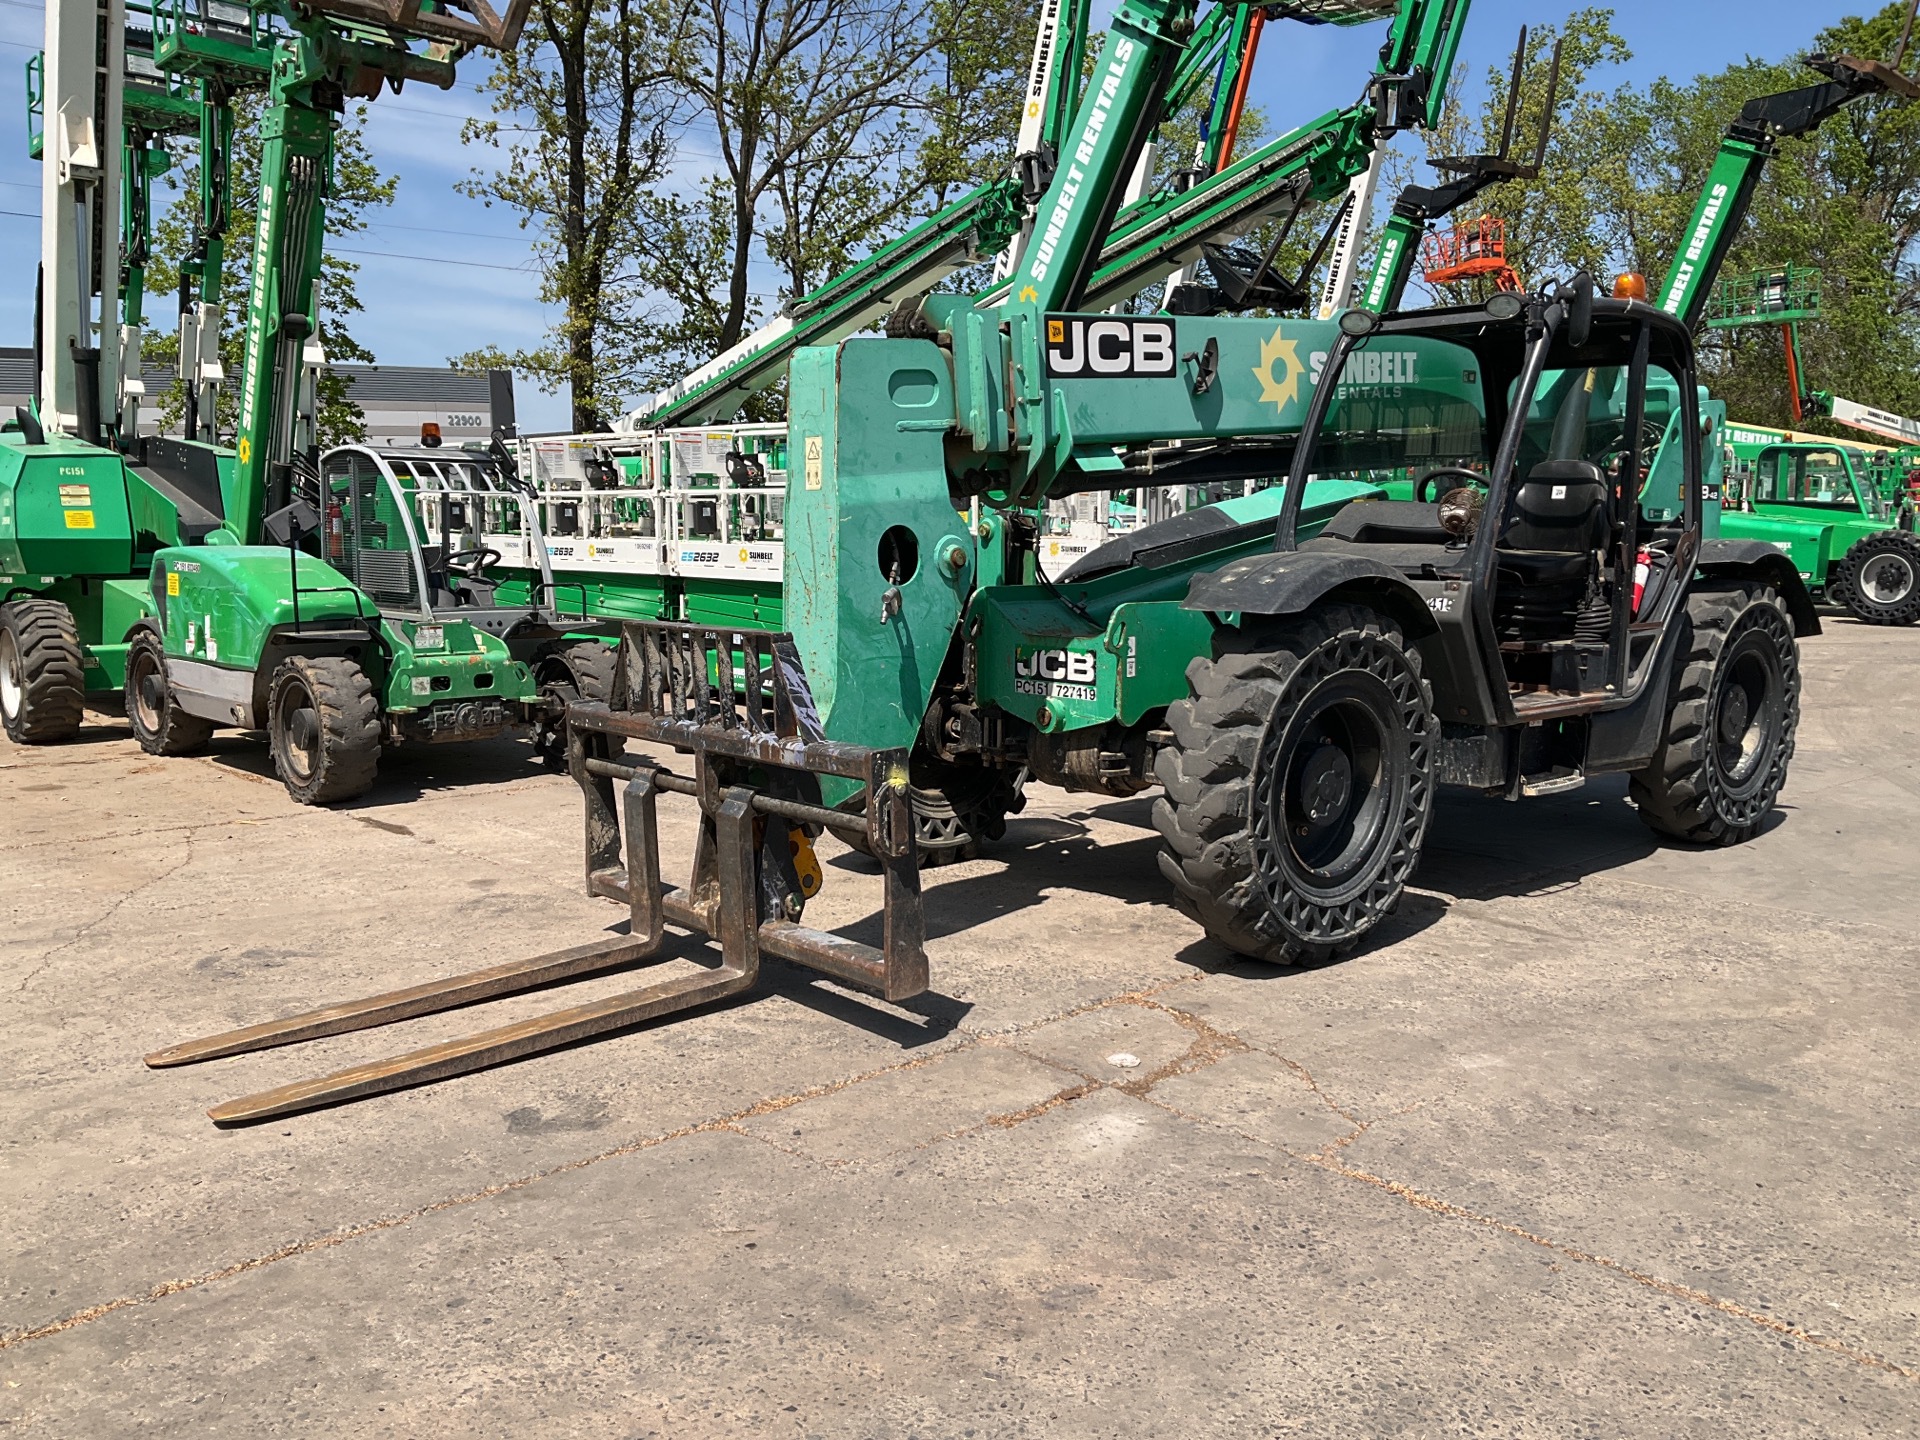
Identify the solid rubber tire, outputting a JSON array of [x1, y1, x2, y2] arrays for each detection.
[[1834, 530, 1920, 626], [534, 640, 621, 771], [1152, 603, 1436, 965], [124, 629, 214, 755], [1629, 583, 1799, 845]]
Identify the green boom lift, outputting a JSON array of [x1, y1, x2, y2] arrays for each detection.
[[1650, 34, 1920, 627], [2, 0, 620, 805], [157, 0, 1842, 1125]]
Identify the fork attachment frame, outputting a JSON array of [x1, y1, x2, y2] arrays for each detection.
[[147, 621, 925, 1125]]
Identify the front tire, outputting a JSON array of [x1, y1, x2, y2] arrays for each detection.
[[1154, 604, 1437, 964], [124, 630, 213, 755], [1630, 583, 1798, 845], [1835, 531, 1920, 626], [533, 640, 620, 771], [0, 599, 86, 744], [267, 656, 380, 804]]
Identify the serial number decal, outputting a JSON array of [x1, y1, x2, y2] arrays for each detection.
[[1016, 679, 1096, 702], [1044, 316, 1176, 379], [1014, 648, 1098, 702]]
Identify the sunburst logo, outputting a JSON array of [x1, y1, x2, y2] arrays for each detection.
[[1252, 325, 1303, 414]]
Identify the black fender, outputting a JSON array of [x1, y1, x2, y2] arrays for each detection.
[[1184, 551, 1441, 644], [1696, 540, 1820, 637]]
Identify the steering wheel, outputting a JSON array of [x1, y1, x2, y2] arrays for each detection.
[[1414, 466, 1491, 504], [443, 546, 502, 578]]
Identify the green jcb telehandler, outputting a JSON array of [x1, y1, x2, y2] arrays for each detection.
[[152, 0, 1833, 1125]]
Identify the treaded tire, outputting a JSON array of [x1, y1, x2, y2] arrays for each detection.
[[267, 655, 380, 805], [533, 640, 621, 771], [1834, 531, 1920, 626], [0, 599, 86, 744], [1153, 603, 1437, 964], [124, 630, 214, 755], [1630, 583, 1798, 845]]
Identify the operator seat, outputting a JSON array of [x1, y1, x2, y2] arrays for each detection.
[[1493, 460, 1609, 641]]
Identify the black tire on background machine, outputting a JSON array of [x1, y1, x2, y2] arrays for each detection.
[[830, 764, 1024, 868], [1152, 603, 1437, 965], [534, 640, 621, 770], [124, 629, 214, 755], [1833, 530, 1920, 626], [266, 655, 381, 804], [0, 598, 86, 744], [1630, 582, 1799, 844]]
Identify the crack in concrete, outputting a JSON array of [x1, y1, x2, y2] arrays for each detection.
[[6, 974, 1913, 1392], [14, 830, 201, 995], [0, 1046, 951, 1354], [1136, 1088, 1917, 1382], [0, 812, 304, 857]]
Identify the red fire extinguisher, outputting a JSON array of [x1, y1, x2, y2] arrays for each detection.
[[326, 500, 343, 559]]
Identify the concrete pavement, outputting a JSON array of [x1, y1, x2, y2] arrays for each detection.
[[1, 617, 1916, 1436]]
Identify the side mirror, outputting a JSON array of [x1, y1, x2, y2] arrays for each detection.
[[1566, 271, 1595, 349]]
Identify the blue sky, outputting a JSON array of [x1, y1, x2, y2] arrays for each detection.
[[0, 1, 1873, 432]]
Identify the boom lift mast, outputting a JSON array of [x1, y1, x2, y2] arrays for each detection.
[[634, 0, 1425, 430], [1657, 44, 1920, 331]]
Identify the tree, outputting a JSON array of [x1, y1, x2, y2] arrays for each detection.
[[465, 0, 1039, 423], [145, 96, 395, 445], [455, 0, 690, 431], [1399, 4, 1920, 432]]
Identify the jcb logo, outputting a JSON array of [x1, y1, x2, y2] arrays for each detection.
[[1015, 649, 1095, 683], [1044, 316, 1176, 379]]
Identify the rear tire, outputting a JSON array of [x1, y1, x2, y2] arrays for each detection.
[[533, 640, 621, 771], [1153, 604, 1437, 964], [1834, 531, 1920, 626], [124, 630, 213, 755], [1630, 583, 1798, 845], [0, 599, 86, 744], [267, 656, 380, 805]]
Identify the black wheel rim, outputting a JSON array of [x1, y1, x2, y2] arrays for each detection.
[[280, 680, 320, 780], [1712, 627, 1783, 800], [535, 675, 579, 764], [1264, 672, 1403, 901]]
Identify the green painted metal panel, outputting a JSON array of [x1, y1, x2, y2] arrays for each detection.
[[680, 579, 785, 630], [785, 341, 977, 757], [970, 480, 1384, 728], [0, 438, 136, 577], [154, 546, 374, 673]]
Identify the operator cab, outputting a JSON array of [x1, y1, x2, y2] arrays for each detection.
[[1747, 443, 1883, 518], [316, 442, 568, 642], [1286, 285, 1703, 716]]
